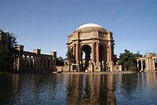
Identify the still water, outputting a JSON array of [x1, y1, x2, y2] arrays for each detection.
[[0, 72, 157, 105]]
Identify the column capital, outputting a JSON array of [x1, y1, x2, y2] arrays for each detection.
[[96, 42, 100, 44]]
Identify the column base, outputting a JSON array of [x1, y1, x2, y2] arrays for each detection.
[[93, 62, 101, 72]]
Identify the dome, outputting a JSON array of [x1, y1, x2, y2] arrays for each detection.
[[77, 23, 102, 29]]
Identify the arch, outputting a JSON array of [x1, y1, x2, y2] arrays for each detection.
[[81, 45, 92, 71]]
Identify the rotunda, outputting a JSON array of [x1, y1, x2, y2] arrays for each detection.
[[67, 23, 115, 72]]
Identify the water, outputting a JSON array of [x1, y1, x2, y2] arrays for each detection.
[[0, 72, 157, 105]]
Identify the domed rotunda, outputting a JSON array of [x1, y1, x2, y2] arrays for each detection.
[[66, 23, 115, 72]]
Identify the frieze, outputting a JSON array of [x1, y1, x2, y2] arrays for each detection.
[[80, 33, 91, 39]]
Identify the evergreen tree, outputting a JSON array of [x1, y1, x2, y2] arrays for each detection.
[[66, 50, 76, 71], [0, 32, 18, 71], [56, 56, 64, 66], [0, 47, 10, 70], [119, 49, 142, 71]]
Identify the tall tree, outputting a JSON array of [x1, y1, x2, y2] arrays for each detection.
[[8, 33, 19, 70], [0, 47, 10, 70], [0, 32, 18, 71], [119, 49, 142, 71], [66, 50, 76, 71]]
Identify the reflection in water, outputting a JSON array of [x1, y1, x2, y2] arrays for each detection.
[[115, 72, 157, 105], [0, 74, 19, 105], [1, 72, 157, 105], [66, 74, 116, 105]]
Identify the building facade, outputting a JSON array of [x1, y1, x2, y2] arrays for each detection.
[[66, 23, 115, 72]]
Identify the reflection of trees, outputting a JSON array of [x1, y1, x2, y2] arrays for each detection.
[[122, 74, 137, 95], [66, 74, 116, 105], [0, 74, 19, 105]]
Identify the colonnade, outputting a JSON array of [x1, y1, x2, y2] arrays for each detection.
[[137, 53, 157, 71], [71, 41, 114, 71], [14, 45, 56, 72]]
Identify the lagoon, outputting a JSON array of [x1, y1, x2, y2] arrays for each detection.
[[0, 72, 157, 105]]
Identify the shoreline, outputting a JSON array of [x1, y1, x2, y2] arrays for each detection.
[[52, 71, 137, 74], [1, 70, 157, 75], [53, 70, 157, 74]]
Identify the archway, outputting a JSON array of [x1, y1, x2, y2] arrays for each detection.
[[99, 45, 107, 71], [155, 58, 157, 70], [81, 45, 91, 71]]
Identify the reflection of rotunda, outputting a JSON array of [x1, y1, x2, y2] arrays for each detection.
[[67, 23, 115, 72]]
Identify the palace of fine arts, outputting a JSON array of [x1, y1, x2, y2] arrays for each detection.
[[1, 1, 157, 105], [0, 23, 157, 73]]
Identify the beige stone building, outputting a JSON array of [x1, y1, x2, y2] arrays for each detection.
[[137, 53, 157, 71], [65, 23, 121, 72], [13, 45, 57, 72]]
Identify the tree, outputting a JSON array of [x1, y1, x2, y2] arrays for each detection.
[[66, 50, 76, 71], [119, 49, 142, 71], [0, 32, 18, 71], [0, 47, 10, 70], [8, 33, 19, 70], [56, 56, 64, 66]]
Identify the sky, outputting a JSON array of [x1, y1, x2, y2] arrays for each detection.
[[0, 0, 157, 58]]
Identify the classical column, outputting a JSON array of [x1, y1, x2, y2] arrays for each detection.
[[137, 60, 139, 68], [73, 44, 76, 57], [48, 58, 51, 71], [141, 60, 143, 71], [24, 55, 27, 71], [49, 57, 53, 71], [36, 57, 39, 70], [152, 58, 155, 70], [32, 56, 35, 71], [108, 42, 114, 62], [28, 56, 31, 70], [96, 42, 99, 63], [147, 58, 150, 70], [76, 43, 79, 62], [149, 58, 152, 70], [92, 42, 95, 62], [145, 58, 149, 70], [17, 56, 21, 72]]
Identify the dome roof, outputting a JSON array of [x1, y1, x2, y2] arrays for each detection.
[[77, 23, 102, 29]]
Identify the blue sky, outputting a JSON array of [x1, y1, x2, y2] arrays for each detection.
[[0, 0, 157, 57]]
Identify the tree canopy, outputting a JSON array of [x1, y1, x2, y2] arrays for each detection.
[[119, 49, 142, 71], [56, 56, 64, 66]]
